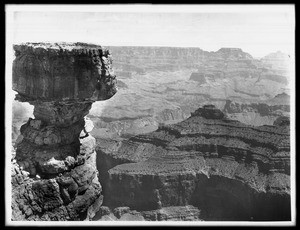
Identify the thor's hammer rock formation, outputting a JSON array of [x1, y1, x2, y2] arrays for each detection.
[[11, 42, 117, 220]]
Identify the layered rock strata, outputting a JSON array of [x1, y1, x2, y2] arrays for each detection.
[[96, 105, 290, 221], [107, 46, 289, 86], [222, 98, 290, 126], [11, 42, 117, 221], [93, 205, 203, 221]]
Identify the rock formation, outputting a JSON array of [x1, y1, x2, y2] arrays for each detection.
[[96, 105, 290, 221], [92, 205, 203, 221], [106, 46, 209, 74], [87, 46, 290, 138], [10, 43, 291, 221], [11, 42, 117, 221], [260, 51, 291, 75], [108, 46, 289, 87], [223, 93, 290, 126]]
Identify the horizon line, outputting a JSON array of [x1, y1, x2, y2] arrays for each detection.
[[11, 41, 286, 59]]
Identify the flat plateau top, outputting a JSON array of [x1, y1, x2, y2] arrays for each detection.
[[13, 42, 105, 52]]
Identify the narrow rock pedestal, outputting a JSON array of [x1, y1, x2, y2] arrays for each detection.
[[11, 42, 117, 221]]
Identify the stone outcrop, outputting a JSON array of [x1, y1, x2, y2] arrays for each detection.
[[11, 42, 117, 221], [13, 42, 116, 101], [92, 205, 203, 221], [223, 94, 290, 126], [223, 100, 290, 116], [89, 107, 187, 139], [189, 72, 207, 84], [96, 105, 290, 221], [273, 116, 290, 127]]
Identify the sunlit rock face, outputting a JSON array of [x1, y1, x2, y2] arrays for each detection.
[[11, 42, 117, 221], [96, 105, 290, 221]]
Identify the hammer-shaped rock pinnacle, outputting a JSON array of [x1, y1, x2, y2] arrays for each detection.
[[11, 42, 117, 221]]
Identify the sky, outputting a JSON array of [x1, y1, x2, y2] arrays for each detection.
[[6, 4, 295, 58]]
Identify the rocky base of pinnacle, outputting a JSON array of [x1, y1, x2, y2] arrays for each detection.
[[11, 133, 102, 221]]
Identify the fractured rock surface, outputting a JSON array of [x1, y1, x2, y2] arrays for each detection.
[[93, 205, 203, 221], [96, 105, 290, 221], [11, 42, 117, 221], [13, 42, 117, 101]]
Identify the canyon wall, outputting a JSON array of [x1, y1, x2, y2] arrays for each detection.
[[91, 46, 291, 137], [223, 93, 290, 126], [96, 105, 290, 221]]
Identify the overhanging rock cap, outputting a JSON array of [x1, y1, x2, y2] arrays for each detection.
[[12, 42, 117, 102]]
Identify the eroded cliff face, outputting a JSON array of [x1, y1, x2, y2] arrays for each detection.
[[223, 93, 290, 126], [11, 42, 117, 221], [106, 46, 209, 74], [87, 46, 290, 139], [96, 105, 290, 221], [90, 107, 187, 139]]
